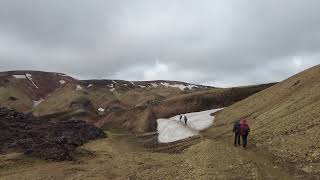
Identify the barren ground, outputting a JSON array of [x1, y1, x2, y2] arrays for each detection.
[[0, 130, 309, 180]]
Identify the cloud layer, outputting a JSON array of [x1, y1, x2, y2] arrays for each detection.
[[0, 0, 319, 87]]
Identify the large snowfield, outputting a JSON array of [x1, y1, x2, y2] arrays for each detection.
[[157, 108, 223, 143]]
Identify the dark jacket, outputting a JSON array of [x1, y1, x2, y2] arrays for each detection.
[[233, 120, 241, 134]]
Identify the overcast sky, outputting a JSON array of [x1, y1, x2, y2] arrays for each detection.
[[0, 0, 319, 87]]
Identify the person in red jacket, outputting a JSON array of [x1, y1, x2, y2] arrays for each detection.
[[240, 119, 250, 149]]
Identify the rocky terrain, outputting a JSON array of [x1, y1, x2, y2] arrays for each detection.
[[0, 107, 106, 160]]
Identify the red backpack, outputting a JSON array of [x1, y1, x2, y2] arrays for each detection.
[[241, 123, 250, 135]]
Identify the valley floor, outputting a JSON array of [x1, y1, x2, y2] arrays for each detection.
[[0, 130, 308, 180]]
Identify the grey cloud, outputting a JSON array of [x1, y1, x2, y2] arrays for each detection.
[[0, 0, 319, 87]]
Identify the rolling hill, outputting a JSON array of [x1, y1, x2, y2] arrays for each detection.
[[1, 66, 319, 179], [204, 64, 320, 174], [0, 70, 275, 133]]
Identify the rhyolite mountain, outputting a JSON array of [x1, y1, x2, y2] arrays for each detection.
[[0, 70, 275, 132]]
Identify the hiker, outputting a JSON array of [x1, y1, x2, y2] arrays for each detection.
[[179, 115, 183, 122], [240, 119, 250, 149], [232, 119, 241, 147], [184, 115, 188, 125]]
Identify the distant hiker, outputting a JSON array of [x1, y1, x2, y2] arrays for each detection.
[[179, 115, 183, 122], [240, 119, 250, 149], [184, 115, 188, 125], [233, 120, 241, 147]]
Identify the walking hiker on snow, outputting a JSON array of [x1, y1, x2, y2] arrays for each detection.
[[184, 115, 188, 125], [233, 120, 241, 147], [240, 119, 250, 149], [179, 115, 183, 122]]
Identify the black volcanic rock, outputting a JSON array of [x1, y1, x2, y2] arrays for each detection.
[[0, 107, 106, 160]]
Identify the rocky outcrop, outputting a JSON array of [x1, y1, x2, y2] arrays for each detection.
[[0, 108, 106, 160]]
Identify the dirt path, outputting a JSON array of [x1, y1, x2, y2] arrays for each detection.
[[0, 131, 303, 179], [219, 137, 295, 179]]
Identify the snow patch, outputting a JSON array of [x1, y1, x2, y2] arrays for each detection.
[[76, 85, 82, 91], [59, 80, 66, 85], [157, 108, 223, 143], [157, 119, 198, 143], [98, 107, 105, 112], [87, 84, 93, 88], [112, 80, 118, 84], [151, 83, 158, 88], [168, 84, 186, 90], [185, 84, 198, 90], [33, 99, 44, 107], [12, 75, 26, 79], [57, 73, 68, 77], [139, 85, 146, 88], [25, 73, 32, 79], [108, 84, 114, 88], [160, 82, 197, 90], [160, 82, 170, 87], [26, 73, 39, 89], [110, 88, 115, 92]]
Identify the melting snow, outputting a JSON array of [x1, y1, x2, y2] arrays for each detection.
[[186, 84, 198, 89], [76, 85, 82, 91], [13, 73, 40, 89], [157, 108, 223, 143], [12, 75, 26, 79], [25, 73, 32, 79], [168, 84, 186, 90], [160, 82, 198, 90], [57, 73, 68, 77], [112, 80, 118, 84], [59, 80, 66, 85], [157, 119, 198, 143], [110, 88, 115, 92], [25, 73, 39, 89], [33, 99, 44, 107], [151, 83, 158, 88], [98, 107, 105, 112], [87, 84, 93, 88]]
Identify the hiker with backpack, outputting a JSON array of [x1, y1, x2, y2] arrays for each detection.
[[184, 115, 188, 125], [240, 119, 250, 149], [179, 115, 183, 122], [232, 120, 241, 147]]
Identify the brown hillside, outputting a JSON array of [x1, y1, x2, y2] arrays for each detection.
[[32, 84, 119, 116], [204, 65, 320, 174], [0, 70, 275, 134], [0, 71, 74, 112], [97, 83, 274, 133], [96, 107, 157, 132], [0, 71, 75, 99], [153, 83, 275, 118]]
